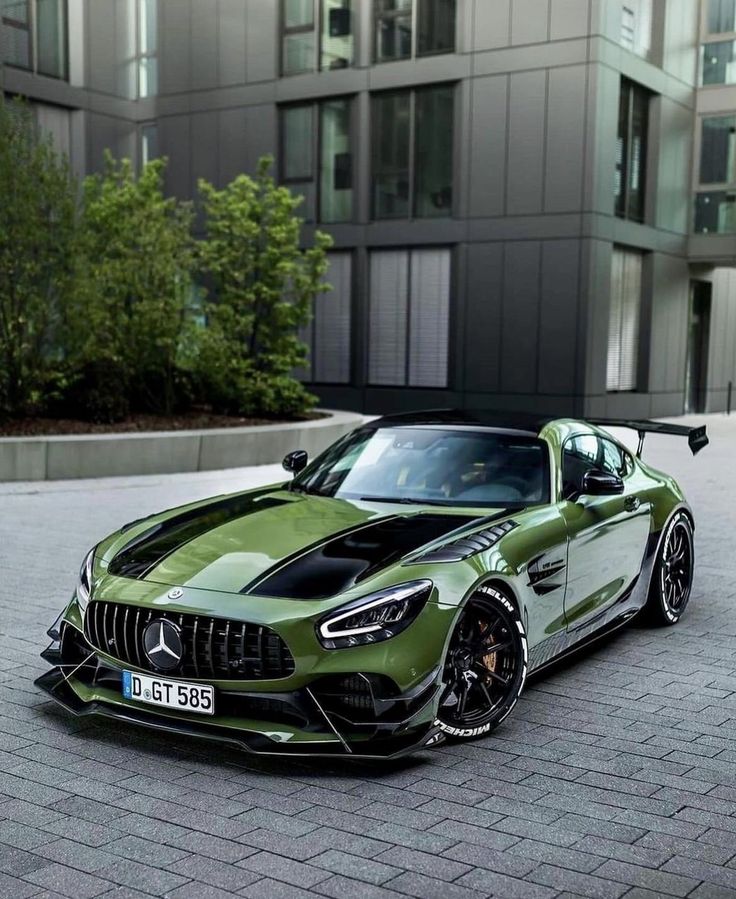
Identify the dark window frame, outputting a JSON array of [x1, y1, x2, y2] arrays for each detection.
[[373, 0, 456, 63], [279, 95, 355, 224], [280, 0, 354, 76], [615, 78, 650, 223], [371, 82, 455, 221], [1, 0, 68, 80]]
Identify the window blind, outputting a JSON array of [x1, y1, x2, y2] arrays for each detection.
[[368, 250, 409, 385], [368, 247, 450, 387], [313, 251, 352, 383], [607, 246, 643, 392], [408, 248, 450, 387]]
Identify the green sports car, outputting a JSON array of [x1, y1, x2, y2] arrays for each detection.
[[37, 410, 708, 759]]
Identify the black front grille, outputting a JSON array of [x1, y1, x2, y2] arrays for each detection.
[[84, 601, 295, 681]]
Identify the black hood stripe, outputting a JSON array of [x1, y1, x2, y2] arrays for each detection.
[[244, 513, 480, 600], [108, 488, 286, 580]]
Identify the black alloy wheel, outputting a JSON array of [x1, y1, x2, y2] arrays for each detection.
[[436, 586, 527, 739], [645, 511, 694, 625]]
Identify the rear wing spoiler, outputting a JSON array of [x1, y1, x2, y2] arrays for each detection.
[[588, 418, 709, 458]]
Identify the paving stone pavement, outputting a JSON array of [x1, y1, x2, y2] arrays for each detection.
[[1, 414, 735, 899]]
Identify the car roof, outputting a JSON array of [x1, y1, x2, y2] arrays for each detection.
[[369, 408, 560, 437]]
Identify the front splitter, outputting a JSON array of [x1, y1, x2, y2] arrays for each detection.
[[35, 667, 446, 761]]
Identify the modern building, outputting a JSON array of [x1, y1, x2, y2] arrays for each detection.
[[3, 0, 736, 417]]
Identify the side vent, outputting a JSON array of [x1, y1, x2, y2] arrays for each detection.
[[412, 520, 518, 564]]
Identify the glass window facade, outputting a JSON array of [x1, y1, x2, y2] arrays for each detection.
[[0, 0, 67, 78], [368, 248, 451, 388], [700, 115, 736, 184], [694, 190, 736, 234], [320, 98, 352, 222], [373, 85, 454, 220], [375, 0, 455, 61], [707, 0, 736, 34], [615, 79, 649, 223], [607, 247, 643, 393], [282, 0, 353, 75], [137, 0, 158, 97], [702, 39, 736, 85], [281, 98, 352, 223]]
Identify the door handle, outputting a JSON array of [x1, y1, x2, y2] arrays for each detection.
[[624, 496, 641, 512]]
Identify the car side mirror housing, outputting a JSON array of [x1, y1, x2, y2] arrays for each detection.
[[580, 469, 624, 496], [282, 450, 308, 476]]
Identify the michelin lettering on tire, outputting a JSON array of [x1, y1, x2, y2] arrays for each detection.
[[435, 586, 527, 740]]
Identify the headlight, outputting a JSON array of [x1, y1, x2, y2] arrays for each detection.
[[317, 580, 433, 650], [76, 547, 96, 612]]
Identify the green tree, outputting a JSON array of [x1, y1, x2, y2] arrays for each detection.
[[70, 153, 195, 418], [0, 98, 78, 418], [194, 156, 332, 417]]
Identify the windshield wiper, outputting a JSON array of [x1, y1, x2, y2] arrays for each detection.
[[358, 495, 451, 506]]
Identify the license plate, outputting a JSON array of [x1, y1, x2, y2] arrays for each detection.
[[122, 671, 214, 715]]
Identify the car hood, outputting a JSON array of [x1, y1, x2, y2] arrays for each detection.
[[100, 486, 489, 598]]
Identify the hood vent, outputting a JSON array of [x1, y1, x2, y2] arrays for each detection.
[[412, 519, 518, 564]]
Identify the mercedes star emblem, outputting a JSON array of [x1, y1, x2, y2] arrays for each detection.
[[167, 588, 183, 600], [142, 619, 183, 672]]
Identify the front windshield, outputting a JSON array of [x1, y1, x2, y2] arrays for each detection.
[[293, 427, 550, 507]]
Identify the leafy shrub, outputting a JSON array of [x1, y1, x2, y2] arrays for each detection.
[[193, 157, 331, 418], [67, 154, 196, 417], [0, 99, 77, 418]]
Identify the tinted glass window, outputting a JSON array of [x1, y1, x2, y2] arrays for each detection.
[[294, 427, 550, 506], [600, 439, 630, 477]]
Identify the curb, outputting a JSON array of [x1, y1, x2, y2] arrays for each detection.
[[0, 409, 364, 482]]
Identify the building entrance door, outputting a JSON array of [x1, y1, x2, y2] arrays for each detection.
[[684, 281, 711, 414]]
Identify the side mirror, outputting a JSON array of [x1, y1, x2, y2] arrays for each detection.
[[581, 469, 624, 496], [282, 450, 308, 476]]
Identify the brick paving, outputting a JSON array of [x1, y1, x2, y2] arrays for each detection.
[[1, 414, 735, 899]]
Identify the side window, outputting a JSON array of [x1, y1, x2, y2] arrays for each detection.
[[600, 439, 630, 478]]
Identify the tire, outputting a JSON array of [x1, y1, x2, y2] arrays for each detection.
[[436, 586, 528, 740], [643, 511, 694, 626]]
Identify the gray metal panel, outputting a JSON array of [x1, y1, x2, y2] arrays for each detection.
[[581, 238, 613, 398], [86, 112, 135, 172], [506, 70, 547, 215], [191, 110, 219, 196], [654, 96, 692, 235], [647, 253, 688, 395], [468, 75, 507, 218], [246, 0, 278, 83], [191, 0, 219, 91], [463, 242, 503, 393], [538, 240, 580, 395], [550, 0, 591, 40], [161, 0, 192, 95], [511, 0, 549, 45], [86, 0, 116, 96], [243, 104, 277, 174], [160, 115, 192, 198], [218, 0, 248, 87], [544, 66, 586, 213], [218, 107, 248, 184], [472, 0, 511, 50], [501, 241, 541, 393], [587, 63, 619, 215]]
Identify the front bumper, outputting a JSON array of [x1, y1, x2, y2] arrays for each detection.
[[35, 616, 446, 759]]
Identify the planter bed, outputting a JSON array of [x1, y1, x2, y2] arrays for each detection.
[[0, 409, 363, 482]]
